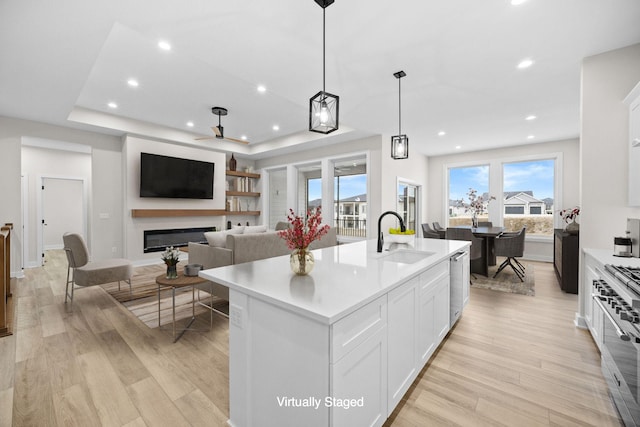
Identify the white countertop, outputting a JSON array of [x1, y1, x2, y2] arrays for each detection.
[[200, 238, 469, 324], [584, 248, 640, 268]]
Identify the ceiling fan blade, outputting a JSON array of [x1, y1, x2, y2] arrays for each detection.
[[194, 136, 217, 141], [224, 136, 250, 145]]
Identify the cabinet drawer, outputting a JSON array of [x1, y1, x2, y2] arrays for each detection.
[[331, 296, 387, 363], [419, 260, 449, 294]]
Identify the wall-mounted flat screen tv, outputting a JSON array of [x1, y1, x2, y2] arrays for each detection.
[[140, 152, 214, 199]]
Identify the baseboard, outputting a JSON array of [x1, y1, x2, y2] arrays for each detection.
[[574, 313, 588, 329], [523, 254, 553, 263]]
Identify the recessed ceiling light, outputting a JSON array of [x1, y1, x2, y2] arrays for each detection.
[[525, 115, 537, 121], [127, 79, 139, 87], [517, 58, 534, 69], [257, 85, 266, 93], [438, 131, 446, 136], [107, 102, 118, 109], [272, 125, 280, 131], [527, 135, 535, 139], [186, 121, 194, 127], [510, 0, 527, 5], [158, 40, 171, 51], [240, 135, 248, 140], [455, 145, 461, 150]]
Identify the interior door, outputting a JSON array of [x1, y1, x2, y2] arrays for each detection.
[[42, 177, 84, 257]]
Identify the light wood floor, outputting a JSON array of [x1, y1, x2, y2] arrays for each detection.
[[0, 253, 623, 426]]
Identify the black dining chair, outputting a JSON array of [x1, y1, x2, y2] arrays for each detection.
[[432, 222, 446, 238], [445, 227, 483, 277], [477, 221, 493, 227], [493, 227, 526, 281], [421, 223, 441, 239]]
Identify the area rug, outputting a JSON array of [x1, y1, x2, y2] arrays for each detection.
[[101, 266, 229, 328], [471, 260, 535, 296]]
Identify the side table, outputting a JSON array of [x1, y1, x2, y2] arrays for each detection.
[[155, 272, 213, 342]]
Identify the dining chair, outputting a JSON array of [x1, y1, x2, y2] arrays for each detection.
[[421, 223, 441, 239], [493, 227, 526, 281], [445, 228, 483, 276], [63, 233, 133, 306]]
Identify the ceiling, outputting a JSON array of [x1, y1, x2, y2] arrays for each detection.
[[1, 0, 640, 159]]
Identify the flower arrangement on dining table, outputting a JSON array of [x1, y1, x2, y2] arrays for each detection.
[[161, 246, 181, 279], [278, 207, 330, 275], [459, 188, 495, 227]]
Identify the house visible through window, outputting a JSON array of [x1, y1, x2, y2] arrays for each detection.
[[334, 158, 367, 238]]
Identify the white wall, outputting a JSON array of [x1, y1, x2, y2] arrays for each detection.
[[0, 135, 22, 276], [426, 138, 580, 261], [124, 136, 227, 262], [578, 43, 640, 322]]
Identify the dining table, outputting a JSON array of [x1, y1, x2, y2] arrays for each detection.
[[452, 226, 504, 277]]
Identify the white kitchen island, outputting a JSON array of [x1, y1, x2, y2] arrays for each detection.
[[200, 238, 470, 427]]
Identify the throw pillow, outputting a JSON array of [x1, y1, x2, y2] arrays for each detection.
[[204, 231, 226, 248], [229, 226, 245, 235], [244, 225, 267, 234]]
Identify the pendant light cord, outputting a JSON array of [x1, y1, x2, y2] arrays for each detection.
[[398, 76, 402, 135], [322, 7, 326, 94]]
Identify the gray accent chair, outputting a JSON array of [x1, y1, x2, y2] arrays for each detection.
[[445, 227, 483, 277], [421, 223, 441, 239], [275, 221, 290, 231], [62, 233, 133, 305], [493, 227, 526, 281]]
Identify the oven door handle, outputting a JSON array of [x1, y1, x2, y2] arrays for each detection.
[[592, 294, 631, 341]]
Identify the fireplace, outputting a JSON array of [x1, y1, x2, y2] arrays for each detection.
[[143, 227, 214, 253]]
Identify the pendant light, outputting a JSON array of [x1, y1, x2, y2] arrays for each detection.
[[309, 0, 339, 134], [391, 70, 408, 159]]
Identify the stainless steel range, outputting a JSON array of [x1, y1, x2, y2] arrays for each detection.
[[594, 265, 640, 426]]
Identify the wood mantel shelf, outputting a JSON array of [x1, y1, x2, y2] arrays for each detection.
[[131, 209, 259, 218], [226, 191, 261, 197], [226, 170, 260, 179]]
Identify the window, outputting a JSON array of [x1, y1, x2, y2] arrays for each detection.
[[448, 165, 490, 226], [398, 181, 418, 232], [334, 158, 367, 238], [502, 159, 554, 235]]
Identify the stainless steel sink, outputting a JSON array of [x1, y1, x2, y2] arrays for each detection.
[[379, 250, 434, 264]]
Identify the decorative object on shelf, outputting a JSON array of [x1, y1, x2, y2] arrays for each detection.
[[229, 153, 237, 171], [559, 206, 580, 235], [459, 188, 495, 228], [391, 70, 409, 159], [278, 207, 330, 275], [161, 246, 181, 279], [309, 0, 339, 134]]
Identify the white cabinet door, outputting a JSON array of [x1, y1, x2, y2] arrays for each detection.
[[332, 325, 387, 427], [584, 254, 604, 350], [626, 83, 640, 205], [417, 261, 450, 365], [387, 277, 418, 411]]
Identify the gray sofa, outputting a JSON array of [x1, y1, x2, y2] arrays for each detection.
[[188, 228, 337, 300]]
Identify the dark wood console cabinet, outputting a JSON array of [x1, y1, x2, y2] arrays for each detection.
[[554, 229, 579, 294]]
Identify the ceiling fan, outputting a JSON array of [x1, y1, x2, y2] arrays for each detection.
[[195, 107, 249, 145]]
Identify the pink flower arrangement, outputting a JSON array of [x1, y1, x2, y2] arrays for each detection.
[[278, 207, 330, 250], [559, 206, 580, 223], [461, 188, 495, 215]]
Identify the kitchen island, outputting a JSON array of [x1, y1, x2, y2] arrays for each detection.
[[200, 238, 469, 427]]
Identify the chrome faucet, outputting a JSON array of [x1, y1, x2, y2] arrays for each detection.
[[377, 211, 406, 252]]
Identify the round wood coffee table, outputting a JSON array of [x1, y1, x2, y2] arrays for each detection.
[[155, 271, 211, 342]]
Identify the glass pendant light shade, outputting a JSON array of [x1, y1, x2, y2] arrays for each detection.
[[310, 91, 339, 134], [391, 134, 409, 159]]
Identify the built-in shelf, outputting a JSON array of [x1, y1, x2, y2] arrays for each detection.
[[131, 209, 259, 218], [226, 170, 260, 179], [226, 191, 261, 197]]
